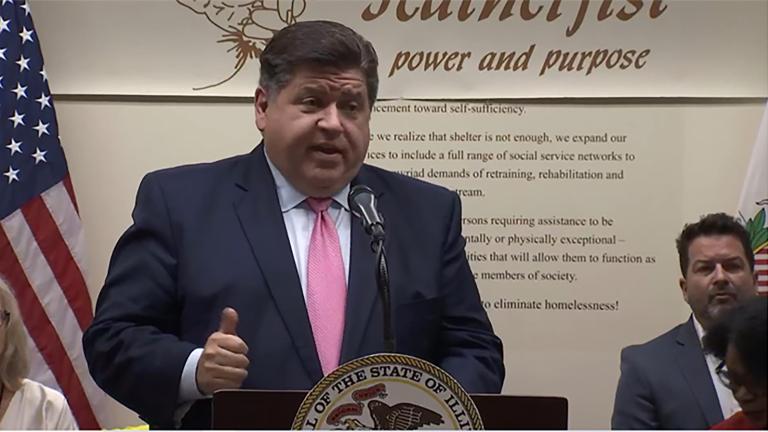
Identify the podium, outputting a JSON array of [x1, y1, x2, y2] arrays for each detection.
[[212, 390, 568, 430]]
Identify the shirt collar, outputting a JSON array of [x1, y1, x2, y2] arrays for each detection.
[[264, 148, 350, 212], [692, 314, 706, 345]]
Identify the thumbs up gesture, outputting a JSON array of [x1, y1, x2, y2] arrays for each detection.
[[196, 307, 250, 395]]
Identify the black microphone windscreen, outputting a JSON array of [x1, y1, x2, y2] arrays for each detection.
[[348, 185, 384, 237]]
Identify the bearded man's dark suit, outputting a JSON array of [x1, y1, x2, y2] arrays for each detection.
[[611, 316, 724, 429]]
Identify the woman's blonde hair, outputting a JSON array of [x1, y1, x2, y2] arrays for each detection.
[[0, 278, 29, 390]]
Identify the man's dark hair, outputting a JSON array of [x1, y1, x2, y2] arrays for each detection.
[[675, 212, 754, 276], [703, 296, 767, 386], [259, 20, 379, 108]]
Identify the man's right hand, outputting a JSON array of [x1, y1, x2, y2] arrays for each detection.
[[196, 307, 250, 395]]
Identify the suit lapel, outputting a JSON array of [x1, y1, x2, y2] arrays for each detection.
[[675, 317, 724, 426], [340, 169, 384, 362], [233, 145, 323, 382]]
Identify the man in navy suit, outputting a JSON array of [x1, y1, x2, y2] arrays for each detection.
[[611, 213, 758, 429], [83, 21, 504, 429]]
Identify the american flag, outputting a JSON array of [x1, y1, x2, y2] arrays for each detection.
[[0, 0, 103, 428], [738, 103, 768, 295]]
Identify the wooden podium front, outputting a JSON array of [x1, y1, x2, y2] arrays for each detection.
[[212, 390, 568, 429]]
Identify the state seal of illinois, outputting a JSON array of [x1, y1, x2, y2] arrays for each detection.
[[293, 354, 483, 430]]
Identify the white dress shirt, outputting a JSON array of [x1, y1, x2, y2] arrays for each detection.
[[176, 150, 351, 410]]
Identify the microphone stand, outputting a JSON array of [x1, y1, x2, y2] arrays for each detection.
[[370, 231, 396, 353]]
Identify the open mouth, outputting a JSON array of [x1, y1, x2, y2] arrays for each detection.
[[311, 145, 342, 156], [710, 292, 736, 303]]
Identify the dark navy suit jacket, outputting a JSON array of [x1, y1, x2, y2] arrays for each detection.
[[611, 316, 723, 429], [83, 146, 504, 428]]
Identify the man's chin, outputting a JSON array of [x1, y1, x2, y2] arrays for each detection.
[[303, 174, 350, 197], [708, 301, 737, 320]]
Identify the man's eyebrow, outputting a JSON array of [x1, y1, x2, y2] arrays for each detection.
[[339, 87, 366, 98], [692, 256, 745, 265], [721, 256, 746, 263]]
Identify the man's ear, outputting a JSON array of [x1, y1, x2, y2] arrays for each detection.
[[254, 87, 269, 131], [679, 276, 689, 302]]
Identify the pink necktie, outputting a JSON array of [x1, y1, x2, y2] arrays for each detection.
[[306, 197, 347, 375]]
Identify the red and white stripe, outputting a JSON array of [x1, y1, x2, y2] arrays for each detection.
[[756, 248, 768, 294], [0, 176, 105, 429]]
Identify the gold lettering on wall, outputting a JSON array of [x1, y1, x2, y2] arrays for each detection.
[[361, 0, 669, 38]]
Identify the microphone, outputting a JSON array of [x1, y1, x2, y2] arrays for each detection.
[[348, 185, 385, 240], [348, 184, 395, 353]]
